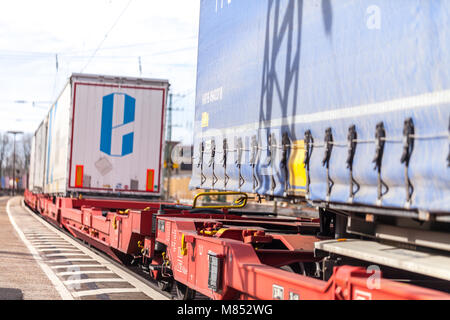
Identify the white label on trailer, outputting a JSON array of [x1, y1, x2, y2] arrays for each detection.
[[272, 284, 284, 300], [165, 221, 171, 242], [202, 87, 223, 105], [354, 289, 373, 300], [171, 227, 177, 256], [215, 0, 232, 13], [289, 292, 299, 300]]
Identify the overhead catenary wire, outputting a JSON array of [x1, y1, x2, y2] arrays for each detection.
[[80, 0, 134, 73], [0, 35, 197, 58], [0, 46, 197, 65]]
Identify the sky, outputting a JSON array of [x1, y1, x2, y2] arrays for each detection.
[[0, 0, 200, 144]]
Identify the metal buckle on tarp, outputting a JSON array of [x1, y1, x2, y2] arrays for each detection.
[[198, 141, 206, 186], [322, 128, 334, 201], [347, 125, 360, 203], [235, 137, 245, 191], [304, 130, 314, 199], [373, 122, 389, 205], [250, 135, 259, 193], [268, 133, 277, 195], [208, 139, 218, 189], [281, 132, 291, 197], [447, 115, 450, 168], [401, 118, 415, 208], [222, 138, 230, 188]]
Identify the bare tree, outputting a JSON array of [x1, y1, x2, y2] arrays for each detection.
[[21, 133, 32, 173], [0, 132, 32, 190], [0, 132, 11, 180]]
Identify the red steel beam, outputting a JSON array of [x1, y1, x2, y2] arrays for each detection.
[[156, 216, 450, 300]]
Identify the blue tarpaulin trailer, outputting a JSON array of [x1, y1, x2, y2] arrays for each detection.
[[191, 0, 450, 217]]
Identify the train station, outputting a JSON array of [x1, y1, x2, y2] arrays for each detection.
[[0, 0, 449, 307]]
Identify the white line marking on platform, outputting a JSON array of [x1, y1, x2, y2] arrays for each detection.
[[34, 242, 71, 244], [23, 231, 47, 233], [21, 199, 169, 300], [24, 231, 56, 234], [26, 233, 60, 236], [6, 199, 74, 300], [30, 240, 67, 243], [46, 258, 95, 263], [23, 231, 53, 234], [29, 236, 62, 239], [72, 288, 141, 298], [27, 236, 62, 241], [31, 242, 72, 246], [29, 238, 67, 241], [51, 264, 105, 269], [45, 253, 86, 257], [38, 248, 81, 252], [35, 245, 75, 249], [57, 270, 114, 276], [63, 278, 127, 285]]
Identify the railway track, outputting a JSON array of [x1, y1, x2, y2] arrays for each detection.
[[9, 197, 206, 300]]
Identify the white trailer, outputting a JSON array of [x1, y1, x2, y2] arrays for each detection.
[[29, 118, 48, 193], [30, 73, 169, 197]]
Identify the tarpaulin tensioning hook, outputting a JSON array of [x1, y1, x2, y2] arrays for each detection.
[[447, 116, 450, 167], [208, 139, 218, 188], [235, 137, 245, 190], [304, 130, 314, 199], [346, 125, 360, 202], [250, 135, 259, 193], [373, 122, 389, 204], [222, 138, 230, 188], [322, 128, 334, 201], [198, 141, 206, 186], [281, 132, 291, 196], [268, 133, 277, 195], [401, 118, 415, 207]]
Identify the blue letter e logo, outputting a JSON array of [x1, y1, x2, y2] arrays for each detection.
[[100, 93, 136, 157]]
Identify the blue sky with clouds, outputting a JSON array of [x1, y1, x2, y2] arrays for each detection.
[[0, 0, 200, 144]]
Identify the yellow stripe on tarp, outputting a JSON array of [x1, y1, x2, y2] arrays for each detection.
[[289, 140, 307, 189], [201, 112, 209, 128]]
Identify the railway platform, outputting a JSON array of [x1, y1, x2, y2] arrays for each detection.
[[0, 196, 168, 300], [0, 196, 61, 300]]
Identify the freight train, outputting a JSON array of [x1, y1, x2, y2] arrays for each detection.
[[25, 0, 450, 300]]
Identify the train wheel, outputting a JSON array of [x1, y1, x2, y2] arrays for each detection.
[[175, 281, 196, 300], [281, 262, 320, 278], [151, 270, 173, 292], [157, 279, 173, 292]]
